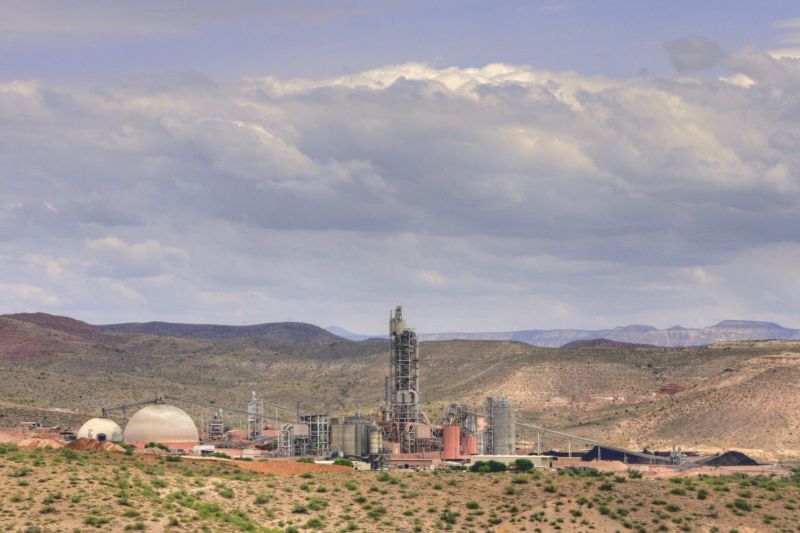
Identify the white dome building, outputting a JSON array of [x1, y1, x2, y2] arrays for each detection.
[[123, 404, 199, 448], [77, 418, 123, 441]]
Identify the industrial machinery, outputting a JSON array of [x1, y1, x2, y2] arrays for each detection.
[[247, 391, 265, 441], [384, 306, 421, 452], [378, 306, 441, 454]]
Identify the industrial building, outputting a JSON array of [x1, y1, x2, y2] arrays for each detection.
[[122, 404, 199, 449], [77, 305, 651, 469], [76, 417, 123, 442]]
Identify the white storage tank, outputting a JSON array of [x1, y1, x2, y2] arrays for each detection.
[[490, 398, 516, 455], [123, 404, 199, 448], [77, 418, 123, 442]]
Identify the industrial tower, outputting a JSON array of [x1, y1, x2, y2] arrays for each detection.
[[385, 305, 421, 452]]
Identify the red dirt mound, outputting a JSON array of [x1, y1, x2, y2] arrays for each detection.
[[18, 437, 64, 449], [66, 438, 125, 453]]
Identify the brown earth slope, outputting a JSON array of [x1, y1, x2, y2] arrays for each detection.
[[0, 313, 798, 460]]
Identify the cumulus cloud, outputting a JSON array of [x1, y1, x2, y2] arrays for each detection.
[[2, 52, 800, 330], [664, 36, 727, 71]]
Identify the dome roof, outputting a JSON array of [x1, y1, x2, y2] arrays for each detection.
[[77, 418, 123, 440], [123, 404, 199, 444]]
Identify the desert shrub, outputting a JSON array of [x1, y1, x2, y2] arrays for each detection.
[[368, 504, 387, 520], [732, 498, 752, 511], [61, 449, 84, 461], [216, 485, 235, 499], [305, 517, 324, 529], [0, 443, 18, 454], [514, 458, 534, 472], [440, 508, 459, 525], [333, 458, 353, 467], [626, 468, 643, 479], [469, 460, 506, 473], [297, 457, 314, 463], [83, 515, 111, 527], [210, 452, 231, 459], [307, 497, 329, 511], [145, 442, 170, 451], [466, 501, 480, 510]]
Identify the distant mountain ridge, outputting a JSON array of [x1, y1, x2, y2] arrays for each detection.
[[5, 313, 797, 348], [331, 320, 800, 347], [97, 320, 344, 343]]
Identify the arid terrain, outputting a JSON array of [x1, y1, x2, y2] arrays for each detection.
[[1, 313, 799, 462], [1, 443, 799, 532]]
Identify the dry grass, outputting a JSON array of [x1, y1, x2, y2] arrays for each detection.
[[1, 445, 799, 532]]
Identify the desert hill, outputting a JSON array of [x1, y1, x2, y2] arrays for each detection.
[[560, 338, 658, 349], [98, 319, 343, 343], [0, 313, 798, 460]]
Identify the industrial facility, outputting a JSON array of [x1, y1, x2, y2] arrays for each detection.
[[65, 305, 677, 469]]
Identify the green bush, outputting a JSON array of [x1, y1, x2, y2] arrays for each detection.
[[469, 460, 506, 473], [0, 443, 19, 454], [305, 517, 324, 529], [439, 508, 459, 525], [626, 468, 642, 479], [514, 458, 534, 472], [210, 452, 231, 459], [733, 499, 752, 512], [297, 457, 315, 463], [145, 442, 170, 451], [216, 485, 235, 499], [333, 458, 353, 467]]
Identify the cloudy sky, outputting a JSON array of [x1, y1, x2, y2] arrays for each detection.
[[3, 1, 800, 332]]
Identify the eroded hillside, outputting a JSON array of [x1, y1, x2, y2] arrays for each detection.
[[0, 314, 798, 460]]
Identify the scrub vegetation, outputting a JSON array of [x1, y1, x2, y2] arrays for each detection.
[[1, 445, 799, 532]]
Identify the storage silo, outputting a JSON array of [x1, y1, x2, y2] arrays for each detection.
[[442, 425, 461, 460], [490, 397, 516, 455], [369, 426, 383, 454], [77, 418, 123, 442], [123, 404, 199, 449]]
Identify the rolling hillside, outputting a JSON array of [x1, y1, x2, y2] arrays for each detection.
[[0, 313, 798, 460]]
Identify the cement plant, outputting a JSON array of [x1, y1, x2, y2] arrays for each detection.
[[5, 307, 785, 476]]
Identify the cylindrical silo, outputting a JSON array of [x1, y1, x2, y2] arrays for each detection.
[[442, 425, 461, 460], [490, 399, 516, 455], [369, 427, 383, 455], [342, 424, 356, 456]]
